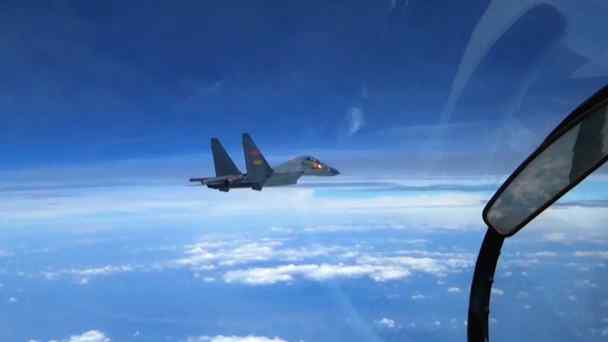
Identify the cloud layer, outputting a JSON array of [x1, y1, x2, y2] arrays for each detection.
[[186, 336, 287, 342], [44, 330, 110, 342]]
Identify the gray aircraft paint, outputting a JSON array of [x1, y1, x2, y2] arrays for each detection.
[[190, 133, 339, 192], [211, 138, 241, 176]]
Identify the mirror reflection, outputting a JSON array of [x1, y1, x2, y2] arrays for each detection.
[[485, 100, 608, 235]]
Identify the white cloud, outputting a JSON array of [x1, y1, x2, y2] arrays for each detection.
[[75, 265, 134, 276], [43, 238, 350, 283], [376, 317, 397, 329], [491, 288, 504, 296], [346, 106, 365, 136], [525, 251, 558, 258], [574, 251, 608, 258], [8, 296, 17, 303], [186, 336, 287, 342], [269, 226, 294, 234], [224, 266, 293, 285], [216, 245, 472, 286], [504, 258, 540, 268], [175, 239, 345, 271], [358, 252, 473, 277], [447, 287, 461, 293], [177, 241, 277, 268], [411, 294, 426, 300], [223, 263, 410, 285], [49, 330, 110, 342], [526, 205, 608, 243], [37, 237, 472, 287], [543, 232, 567, 242], [43, 265, 135, 283], [0, 176, 493, 235]]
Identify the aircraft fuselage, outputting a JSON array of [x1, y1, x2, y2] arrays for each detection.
[[190, 134, 339, 192]]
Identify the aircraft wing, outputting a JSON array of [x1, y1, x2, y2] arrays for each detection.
[[189, 175, 241, 185]]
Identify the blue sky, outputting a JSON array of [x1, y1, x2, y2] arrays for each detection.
[[1, 0, 606, 175], [1, 2, 608, 342]]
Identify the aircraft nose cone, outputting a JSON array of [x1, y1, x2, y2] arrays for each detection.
[[330, 167, 340, 175]]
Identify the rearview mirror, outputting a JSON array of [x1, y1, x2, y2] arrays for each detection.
[[468, 85, 608, 342], [484, 86, 608, 236]]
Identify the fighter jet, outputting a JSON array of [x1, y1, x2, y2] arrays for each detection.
[[189, 133, 340, 192]]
